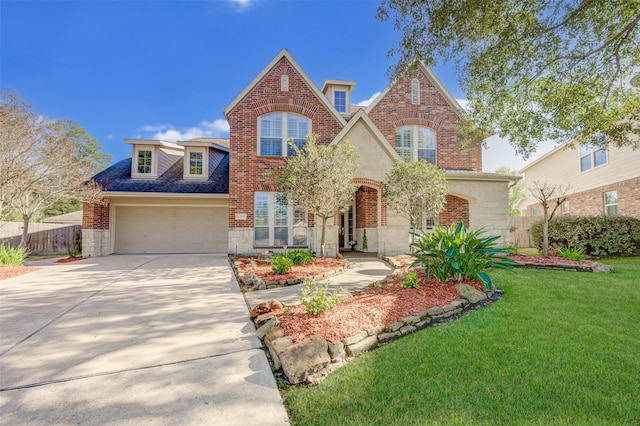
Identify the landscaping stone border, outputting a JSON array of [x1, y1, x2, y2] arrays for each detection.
[[229, 255, 352, 291], [512, 260, 613, 273], [252, 283, 500, 385]]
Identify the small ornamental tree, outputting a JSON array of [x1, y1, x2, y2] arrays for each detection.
[[529, 181, 571, 257], [272, 134, 359, 257], [383, 160, 448, 241]]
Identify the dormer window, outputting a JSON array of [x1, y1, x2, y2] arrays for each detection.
[[184, 147, 208, 179], [132, 146, 157, 178], [137, 149, 152, 174], [411, 79, 420, 104], [334, 90, 346, 113]]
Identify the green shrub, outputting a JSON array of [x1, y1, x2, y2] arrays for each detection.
[[558, 246, 586, 261], [410, 222, 518, 290], [531, 216, 640, 257], [0, 244, 29, 266], [286, 249, 314, 265], [401, 271, 421, 289], [271, 254, 294, 275], [300, 280, 339, 316]]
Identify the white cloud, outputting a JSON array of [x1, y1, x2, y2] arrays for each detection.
[[105, 133, 113, 140], [228, 0, 256, 12], [138, 119, 230, 142], [355, 91, 381, 107]]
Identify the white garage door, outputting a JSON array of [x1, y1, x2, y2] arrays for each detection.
[[114, 206, 228, 254]]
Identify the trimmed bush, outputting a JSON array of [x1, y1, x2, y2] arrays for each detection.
[[271, 254, 294, 275], [286, 249, 314, 265], [531, 216, 640, 257]]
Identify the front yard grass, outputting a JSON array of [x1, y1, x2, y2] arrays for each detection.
[[283, 257, 640, 425]]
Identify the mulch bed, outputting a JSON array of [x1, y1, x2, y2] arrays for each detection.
[[233, 256, 347, 283], [0, 265, 38, 281], [56, 256, 84, 263]]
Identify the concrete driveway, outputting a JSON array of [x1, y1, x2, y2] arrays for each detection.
[[0, 254, 289, 425]]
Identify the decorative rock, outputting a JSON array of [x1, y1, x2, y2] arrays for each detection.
[[455, 284, 488, 304], [264, 327, 284, 344], [268, 299, 284, 311], [250, 301, 271, 319], [403, 315, 422, 325], [255, 312, 275, 328], [279, 335, 331, 384], [591, 262, 613, 273], [426, 306, 444, 316], [256, 317, 278, 339], [399, 325, 416, 335], [327, 341, 346, 362], [387, 321, 404, 332], [378, 331, 401, 344], [257, 250, 274, 263], [266, 336, 293, 370], [244, 274, 265, 292], [415, 319, 431, 329], [342, 331, 367, 346], [367, 326, 385, 336], [346, 335, 378, 357], [442, 303, 459, 313]]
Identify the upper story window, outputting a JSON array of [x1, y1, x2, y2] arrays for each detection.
[[334, 90, 347, 113], [183, 147, 207, 179], [580, 141, 607, 172], [132, 146, 157, 178], [137, 149, 152, 174], [259, 112, 310, 157], [395, 126, 436, 164], [604, 190, 618, 216], [281, 74, 289, 91], [411, 79, 420, 104], [189, 151, 203, 175]]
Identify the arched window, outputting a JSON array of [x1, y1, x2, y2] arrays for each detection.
[[259, 112, 310, 157], [395, 126, 436, 164]]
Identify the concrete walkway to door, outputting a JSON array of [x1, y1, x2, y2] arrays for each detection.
[[0, 254, 289, 425]]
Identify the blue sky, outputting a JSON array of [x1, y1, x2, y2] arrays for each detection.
[[1, 0, 552, 172]]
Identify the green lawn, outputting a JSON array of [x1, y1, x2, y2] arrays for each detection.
[[283, 257, 640, 425]]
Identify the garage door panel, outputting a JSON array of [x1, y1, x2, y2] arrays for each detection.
[[114, 206, 228, 254]]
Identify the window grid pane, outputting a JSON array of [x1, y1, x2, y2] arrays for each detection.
[[260, 114, 282, 138], [260, 138, 282, 156], [580, 155, 592, 172], [594, 149, 607, 167], [137, 150, 152, 174], [334, 91, 346, 113], [189, 152, 203, 175]]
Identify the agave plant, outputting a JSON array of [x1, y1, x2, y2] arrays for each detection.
[[410, 222, 519, 290]]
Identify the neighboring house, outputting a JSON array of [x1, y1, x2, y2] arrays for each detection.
[[83, 49, 514, 257], [517, 138, 640, 218], [41, 210, 83, 225]]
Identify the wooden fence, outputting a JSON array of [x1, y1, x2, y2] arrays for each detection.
[[509, 216, 540, 248], [0, 222, 82, 254]]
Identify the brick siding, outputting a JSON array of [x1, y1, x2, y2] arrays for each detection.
[[355, 186, 378, 228], [82, 200, 110, 230], [367, 71, 482, 172], [439, 194, 469, 227], [527, 177, 640, 218]]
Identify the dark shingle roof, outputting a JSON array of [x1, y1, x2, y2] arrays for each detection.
[[92, 155, 229, 194]]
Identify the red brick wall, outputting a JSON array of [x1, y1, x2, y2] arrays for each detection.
[[82, 200, 110, 230], [439, 195, 469, 227], [527, 177, 640, 218], [226, 57, 343, 230], [355, 186, 378, 228], [367, 70, 482, 172]]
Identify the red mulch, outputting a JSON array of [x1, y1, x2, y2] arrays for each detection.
[[276, 268, 484, 344], [235, 256, 346, 282], [507, 254, 590, 265], [0, 265, 38, 281], [56, 256, 84, 263]]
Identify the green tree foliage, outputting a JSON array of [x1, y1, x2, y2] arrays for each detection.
[[378, 0, 640, 157], [272, 135, 360, 257], [383, 159, 448, 237], [495, 167, 524, 216]]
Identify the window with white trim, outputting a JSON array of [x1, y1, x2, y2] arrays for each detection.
[[395, 126, 436, 164], [183, 147, 207, 179], [580, 142, 607, 172], [259, 112, 310, 157], [254, 192, 308, 246], [411, 79, 420, 104], [137, 149, 153, 174], [604, 190, 618, 216], [334, 90, 346, 113]]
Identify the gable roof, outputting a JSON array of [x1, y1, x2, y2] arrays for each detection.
[[365, 61, 464, 114], [330, 109, 400, 161], [92, 154, 229, 195], [223, 48, 347, 126]]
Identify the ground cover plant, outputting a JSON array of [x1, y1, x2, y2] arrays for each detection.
[[283, 257, 640, 425], [0, 244, 29, 266]]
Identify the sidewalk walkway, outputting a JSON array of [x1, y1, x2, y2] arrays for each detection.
[[243, 254, 395, 309]]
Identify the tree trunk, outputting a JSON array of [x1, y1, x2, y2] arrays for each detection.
[[20, 213, 30, 249], [320, 215, 328, 258], [542, 212, 549, 257]]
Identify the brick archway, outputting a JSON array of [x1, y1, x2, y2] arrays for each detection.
[[353, 178, 387, 226]]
